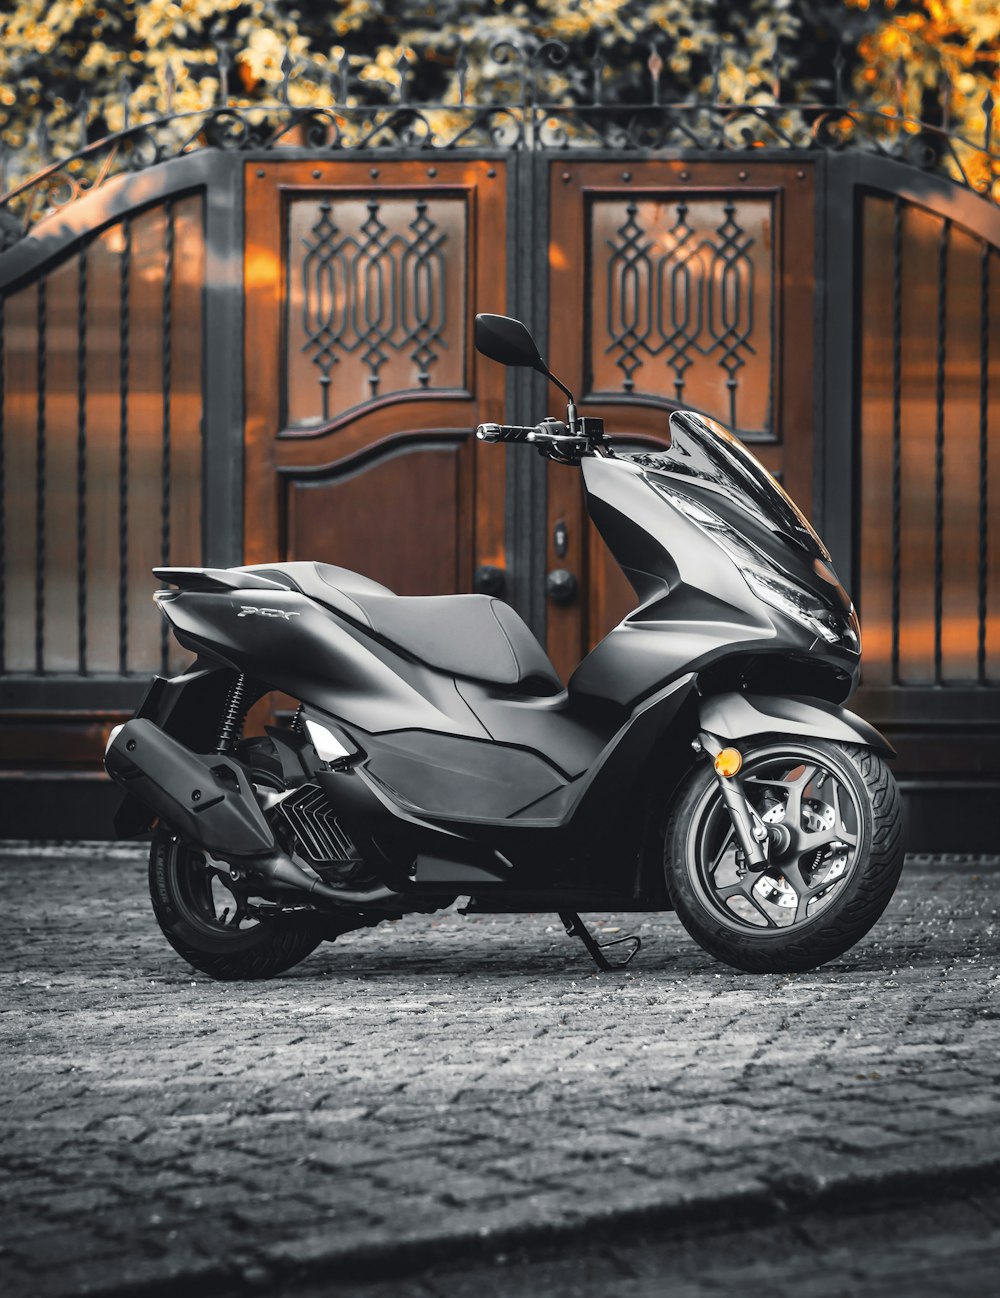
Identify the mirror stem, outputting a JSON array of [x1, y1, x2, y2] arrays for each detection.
[[541, 366, 577, 428]]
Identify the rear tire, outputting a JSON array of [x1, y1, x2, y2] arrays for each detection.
[[665, 739, 904, 973], [149, 833, 323, 981]]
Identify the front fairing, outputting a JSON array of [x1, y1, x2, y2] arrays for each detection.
[[620, 410, 855, 624], [572, 416, 860, 709], [649, 411, 829, 558]]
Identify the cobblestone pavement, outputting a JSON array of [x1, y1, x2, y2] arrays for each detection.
[[307, 1186, 1000, 1298], [1, 847, 999, 1297]]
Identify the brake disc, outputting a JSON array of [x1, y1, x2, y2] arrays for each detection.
[[802, 798, 836, 833], [801, 799, 848, 892], [752, 872, 798, 908]]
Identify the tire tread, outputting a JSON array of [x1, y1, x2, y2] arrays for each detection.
[[665, 740, 905, 974], [148, 838, 323, 981]]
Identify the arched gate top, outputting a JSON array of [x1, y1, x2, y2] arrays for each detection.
[[1, 38, 997, 255]]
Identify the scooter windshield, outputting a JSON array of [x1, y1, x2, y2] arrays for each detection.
[[636, 410, 831, 562]]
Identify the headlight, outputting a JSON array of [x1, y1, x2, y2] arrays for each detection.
[[658, 487, 860, 651], [743, 569, 858, 648]]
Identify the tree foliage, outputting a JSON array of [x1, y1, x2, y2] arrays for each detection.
[[0, 1, 996, 184]]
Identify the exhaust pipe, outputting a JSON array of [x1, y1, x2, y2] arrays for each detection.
[[247, 851, 400, 908], [105, 719, 400, 909]]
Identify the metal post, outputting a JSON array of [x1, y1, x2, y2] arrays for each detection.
[[504, 149, 549, 640], [201, 154, 245, 567], [819, 154, 861, 595]]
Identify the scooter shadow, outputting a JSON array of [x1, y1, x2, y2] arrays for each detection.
[[280, 915, 902, 983], [294, 911, 659, 981]]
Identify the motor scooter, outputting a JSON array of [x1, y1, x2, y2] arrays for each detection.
[[105, 313, 904, 978]]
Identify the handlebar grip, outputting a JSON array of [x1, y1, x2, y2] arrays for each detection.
[[476, 423, 539, 444]]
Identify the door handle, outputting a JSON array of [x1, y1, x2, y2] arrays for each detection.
[[546, 568, 578, 605], [473, 565, 506, 597]]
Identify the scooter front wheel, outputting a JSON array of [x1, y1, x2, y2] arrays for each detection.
[[664, 739, 904, 973]]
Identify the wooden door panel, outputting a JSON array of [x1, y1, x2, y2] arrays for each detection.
[[244, 159, 506, 597], [546, 160, 815, 678], [284, 437, 470, 595]]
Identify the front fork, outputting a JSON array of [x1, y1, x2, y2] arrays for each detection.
[[696, 731, 769, 870]]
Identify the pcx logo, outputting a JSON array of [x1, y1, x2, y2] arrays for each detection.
[[237, 606, 301, 621]]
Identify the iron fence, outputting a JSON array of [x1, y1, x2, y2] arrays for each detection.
[[0, 195, 205, 683], [1, 39, 998, 249], [0, 39, 999, 844]]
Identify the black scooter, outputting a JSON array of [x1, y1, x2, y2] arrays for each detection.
[[105, 313, 904, 979]]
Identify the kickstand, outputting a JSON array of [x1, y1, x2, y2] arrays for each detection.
[[558, 912, 642, 972]]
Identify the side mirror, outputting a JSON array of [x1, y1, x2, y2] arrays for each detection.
[[474, 314, 545, 370], [474, 312, 577, 410]]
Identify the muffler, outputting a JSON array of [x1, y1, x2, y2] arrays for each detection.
[[105, 720, 399, 908]]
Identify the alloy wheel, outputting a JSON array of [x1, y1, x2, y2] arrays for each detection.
[[168, 848, 265, 939], [690, 746, 864, 933]]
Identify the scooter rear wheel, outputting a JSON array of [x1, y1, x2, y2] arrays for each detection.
[[665, 739, 903, 973], [148, 832, 323, 981]]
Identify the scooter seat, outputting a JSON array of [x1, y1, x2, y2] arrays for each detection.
[[239, 562, 563, 694]]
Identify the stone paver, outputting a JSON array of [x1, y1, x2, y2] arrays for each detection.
[[309, 1186, 1000, 1298], [1, 846, 999, 1297]]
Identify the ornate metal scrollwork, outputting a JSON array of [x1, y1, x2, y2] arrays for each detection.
[[299, 194, 451, 419], [603, 197, 760, 429], [709, 201, 757, 421], [0, 40, 997, 250]]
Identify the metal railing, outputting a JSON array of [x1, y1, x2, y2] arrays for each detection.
[[1, 39, 998, 248]]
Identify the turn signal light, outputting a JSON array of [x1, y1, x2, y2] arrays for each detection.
[[714, 747, 743, 777]]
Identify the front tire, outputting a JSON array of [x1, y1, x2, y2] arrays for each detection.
[[665, 739, 904, 973], [149, 832, 323, 981]]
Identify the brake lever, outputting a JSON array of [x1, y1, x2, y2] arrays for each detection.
[[526, 431, 589, 450]]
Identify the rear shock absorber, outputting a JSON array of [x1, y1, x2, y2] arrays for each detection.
[[215, 674, 257, 754]]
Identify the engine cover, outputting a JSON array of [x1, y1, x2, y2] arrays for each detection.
[[277, 783, 369, 885]]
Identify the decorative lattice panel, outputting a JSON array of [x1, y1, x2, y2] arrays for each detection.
[[285, 192, 467, 427], [587, 193, 776, 438]]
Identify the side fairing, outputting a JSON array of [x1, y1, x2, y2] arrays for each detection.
[[571, 456, 790, 707], [157, 587, 490, 738]]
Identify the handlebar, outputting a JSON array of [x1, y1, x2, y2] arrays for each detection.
[[475, 423, 539, 443], [477, 421, 591, 449], [476, 418, 608, 461]]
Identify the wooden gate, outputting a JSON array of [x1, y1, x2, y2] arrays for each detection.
[[1, 53, 998, 845], [542, 158, 816, 680], [242, 159, 508, 598], [822, 155, 1000, 848]]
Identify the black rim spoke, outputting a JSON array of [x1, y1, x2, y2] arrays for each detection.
[[715, 875, 779, 927], [783, 852, 848, 909], [704, 753, 861, 933], [783, 763, 816, 829], [780, 859, 808, 893], [744, 762, 816, 829], [830, 781, 858, 845], [745, 888, 779, 929], [710, 828, 737, 874], [797, 827, 841, 855], [778, 860, 814, 921], [180, 853, 259, 934]]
